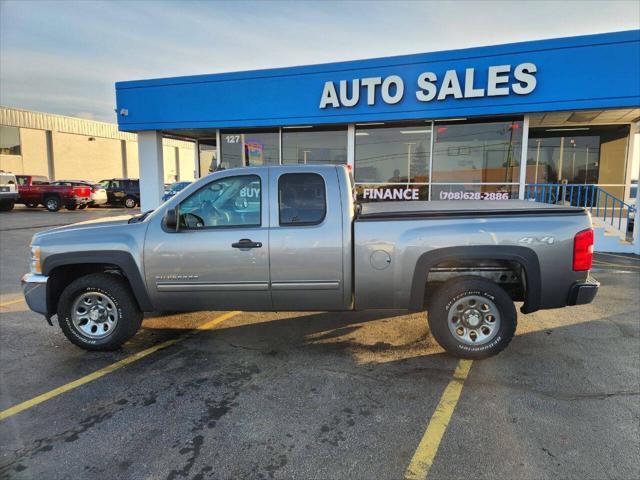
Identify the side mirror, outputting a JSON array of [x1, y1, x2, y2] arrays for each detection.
[[164, 207, 179, 232]]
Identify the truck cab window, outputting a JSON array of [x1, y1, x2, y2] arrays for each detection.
[[178, 175, 261, 229], [278, 173, 326, 226]]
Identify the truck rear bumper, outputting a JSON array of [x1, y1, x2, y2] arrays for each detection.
[[21, 273, 49, 315], [567, 275, 599, 306], [68, 197, 90, 206]]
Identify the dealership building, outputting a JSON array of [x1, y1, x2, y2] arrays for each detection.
[[115, 30, 640, 251]]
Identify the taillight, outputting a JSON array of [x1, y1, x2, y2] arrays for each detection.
[[573, 228, 594, 271]]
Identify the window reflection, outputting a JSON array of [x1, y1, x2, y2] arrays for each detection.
[[0, 126, 21, 155], [526, 125, 629, 190], [432, 120, 522, 183], [355, 123, 431, 183], [220, 130, 279, 169], [282, 127, 347, 165]]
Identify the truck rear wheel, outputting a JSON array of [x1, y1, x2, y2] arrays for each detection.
[[124, 196, 136, 208], [44, 196, 61, 212], [427, 276, 517, 359], [57, 273, 143, 351]]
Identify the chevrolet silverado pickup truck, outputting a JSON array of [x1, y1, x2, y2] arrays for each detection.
[[22, 165, 598, 359], [16, 175, 91, 211]]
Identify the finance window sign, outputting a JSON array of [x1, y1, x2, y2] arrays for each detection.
[[319, 63, 537, 109]]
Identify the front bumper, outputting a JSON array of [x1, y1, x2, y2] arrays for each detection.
[[21, 273, 49, 315], [567, 275, 599, 306], [0, 192, 19, 200]]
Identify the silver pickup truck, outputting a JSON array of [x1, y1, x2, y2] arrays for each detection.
[[22, 165, 598, 359]]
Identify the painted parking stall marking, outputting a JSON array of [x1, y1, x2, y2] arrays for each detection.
[[0, 310, 240, 421], [405, 359, 473, 480]]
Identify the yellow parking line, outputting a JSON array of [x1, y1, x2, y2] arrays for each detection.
[[404, 359, 473, 480], [0, 310, 240, 421], [0, 298, 25, 308]]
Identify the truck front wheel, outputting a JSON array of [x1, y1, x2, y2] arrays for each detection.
[[57, 273, 143, 351], [427, 277, 517, 359]]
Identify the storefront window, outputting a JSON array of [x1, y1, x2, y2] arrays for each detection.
[[432, 120, 523, 184], [220, 130, 279, 168], [355, 123, 431, 183], [282, 126, 347, 165], [0, 126, 21, 155], [527, 125, 629, 188]]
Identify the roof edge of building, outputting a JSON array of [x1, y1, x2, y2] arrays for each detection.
[[0, 105, 194, 149]]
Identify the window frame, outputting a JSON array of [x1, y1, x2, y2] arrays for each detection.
[[177, 174, 263, 231], [277, 172, 327, 227]]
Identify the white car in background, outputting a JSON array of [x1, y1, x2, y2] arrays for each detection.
[[52, 180, 108, 208], [0, 171, 19, 211]]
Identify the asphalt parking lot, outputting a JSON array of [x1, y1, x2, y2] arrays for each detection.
[[0, 207, 639, 480]]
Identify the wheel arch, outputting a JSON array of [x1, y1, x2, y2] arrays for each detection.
[[43, 251, 153, 314], [409, 246, 541, 314]]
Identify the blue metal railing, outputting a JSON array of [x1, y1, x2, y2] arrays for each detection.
[[524, 183, 636, 233]]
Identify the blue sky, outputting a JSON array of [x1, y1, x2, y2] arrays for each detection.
[[1, 0, 639, 122]]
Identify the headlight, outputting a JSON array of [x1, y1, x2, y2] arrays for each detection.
[[30, 245, 42, 274]]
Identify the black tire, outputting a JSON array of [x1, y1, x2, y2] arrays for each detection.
[[124, 196, 136, 209], [57, 273, 143, 351], [26, 202, 38, 208], [78, 204, 88, 210], [427, 276, 517, 359], [65, 204, 78, 210], [44, 196, 61, 212], [0, 200, 15, 212]]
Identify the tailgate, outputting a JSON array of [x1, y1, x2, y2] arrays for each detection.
[[72, 186, 91, 197]]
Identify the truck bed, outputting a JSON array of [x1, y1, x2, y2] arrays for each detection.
[[357, 200, 584, 220]]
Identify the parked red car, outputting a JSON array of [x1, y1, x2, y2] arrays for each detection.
[[16, 175, 91, 212]]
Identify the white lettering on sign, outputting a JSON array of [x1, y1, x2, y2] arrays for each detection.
[[240, 187, 260, 198], [362, 188, 419, 200], [319, 63, 537, 108]]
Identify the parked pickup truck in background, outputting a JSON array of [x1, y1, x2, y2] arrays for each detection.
[[22, 165, 598, 359], [16, 175, 91, 212], [52, 180, 108, 208]]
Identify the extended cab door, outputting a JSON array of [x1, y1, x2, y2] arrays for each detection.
[[143, 170, 271, 311], [269, 167, 345, 310]]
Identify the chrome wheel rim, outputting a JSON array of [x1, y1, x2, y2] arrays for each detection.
[[47, 199, 57, 209], [71, 291, 119, 339], [447, 295, 500, 346], [125, 198, 135, 208]]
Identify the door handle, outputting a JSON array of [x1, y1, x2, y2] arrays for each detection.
[[231, 239, 262, 249]]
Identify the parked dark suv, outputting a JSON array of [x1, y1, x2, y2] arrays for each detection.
[[98, 178, 140, 208]]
